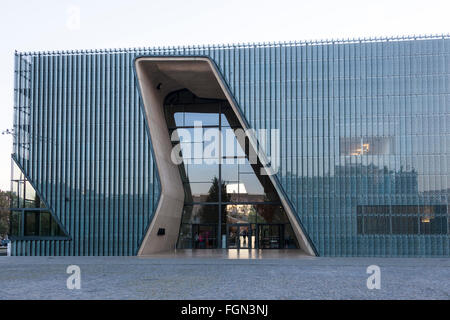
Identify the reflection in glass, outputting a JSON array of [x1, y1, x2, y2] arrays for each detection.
[[182, 205, 219, 224], [165, 89, 298, 249], [10, 162, 66, 239], [10, 161, 45, 209], [224, 204, 255, 224], [24, 211, 38, 236], [185, 164, 219, 183], [356, 205, 448, 235], [184, 182, 215, 203], [185, 112, 219, 127], [10, 211, 21, 236], [15, 210, 66, 237], [240, 174, 265, 196], [192, 224, 217, 249], [223, 204, 289, 224], [258, 224, 282, 249], [172, 128, 204, 142], [39, 212, 51, 236], [227, 225, 238, 248], [420, 215, 447, 234], [221, 163, 238, 182], [340, 136, 395, 156], [284, 225, 298, 248], [177, 223, 192, 248], [221, 129, 246, 158]]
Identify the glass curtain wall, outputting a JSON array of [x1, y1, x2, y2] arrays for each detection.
[[164, 89, 298, 249], [10, 160, 66, 238]]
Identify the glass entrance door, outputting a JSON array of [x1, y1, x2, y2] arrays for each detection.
[[192, 224, 217, 249], [238, 224, 250, 249], [227, 225, 238, 248], [166, 90, 299, 250], [258, 224, 283, 249], [227, 224, 253, 249]]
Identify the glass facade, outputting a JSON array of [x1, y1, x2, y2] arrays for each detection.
[[12, 50, 160, 255], [10, 160, 66, 239], [12, 35, 450, 256], [165, 90, 298, 249]]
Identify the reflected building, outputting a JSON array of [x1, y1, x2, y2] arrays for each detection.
[[10, 35, 450, 256]]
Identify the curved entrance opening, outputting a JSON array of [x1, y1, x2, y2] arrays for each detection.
[[134, 57, 315, 256]]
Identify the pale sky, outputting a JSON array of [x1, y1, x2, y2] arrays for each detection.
[[0, 0, 449, 191]]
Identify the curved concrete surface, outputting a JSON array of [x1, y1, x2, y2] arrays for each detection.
[[135, 57, 315, 256]]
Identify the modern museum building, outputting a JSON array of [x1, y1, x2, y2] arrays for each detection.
[[10, 35, 450, 256]]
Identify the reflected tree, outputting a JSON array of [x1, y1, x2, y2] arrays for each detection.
[[0, 190, 13, 237], [197, 177, 230, 224]]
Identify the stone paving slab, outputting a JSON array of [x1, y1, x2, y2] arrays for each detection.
[[0, 255, 449, 300]]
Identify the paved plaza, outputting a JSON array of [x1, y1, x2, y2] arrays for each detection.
[[0, 250, 449, 300]]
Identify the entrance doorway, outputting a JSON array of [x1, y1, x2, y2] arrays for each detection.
[[166, 89, 300, 251], [225, 224, 285, 249], [192, 224, 217, 249], [258, 224, 284, 249], [189, 223, 288, 249], [227, 224, 255, 249]]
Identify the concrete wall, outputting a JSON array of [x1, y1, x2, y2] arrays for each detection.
[[134, 60, 185, 255]]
